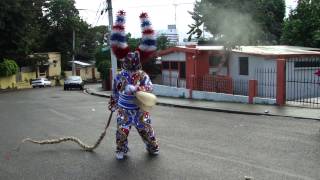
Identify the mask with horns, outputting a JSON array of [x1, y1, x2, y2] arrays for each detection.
[[110, 10, 157, 71]]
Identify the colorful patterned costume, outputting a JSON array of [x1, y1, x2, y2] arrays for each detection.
[[108, 11, 159, 159]]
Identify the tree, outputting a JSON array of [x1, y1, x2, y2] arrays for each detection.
[[281, 0, 320, 48], [187, 2, 203, 41], [0, 0, 47, 64], [157, 35, 171, 50], [0, 59, 19, 77], [187, 0, 285, 45], [42, 0, 98, 70], [95, 45, 111, 80]]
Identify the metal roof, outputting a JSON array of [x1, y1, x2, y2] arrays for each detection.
[[157, 45, 320, 58], [233, 46, 320, 56], [69, 60, 92, 67]]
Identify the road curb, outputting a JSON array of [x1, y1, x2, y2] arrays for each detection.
[[85, 89, 320, 121]]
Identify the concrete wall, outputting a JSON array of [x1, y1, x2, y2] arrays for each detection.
[[154, 84, 248, 103], [253, 97, 276, 105], [0, 75, 16, 89], [153, 83, 279, 105], [153, 84, 190, 98], [192, 90, 248, 103]]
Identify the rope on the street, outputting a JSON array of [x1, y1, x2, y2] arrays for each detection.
[[18, 112, 113, 152]]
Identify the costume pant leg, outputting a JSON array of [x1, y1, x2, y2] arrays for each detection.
[[115, 108, 132, 153], [134, 111, 159, 153]]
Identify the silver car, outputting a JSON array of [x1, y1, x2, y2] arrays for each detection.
[[64, 76, 84, 90]]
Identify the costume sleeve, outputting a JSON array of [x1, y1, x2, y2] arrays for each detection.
[[139, 73, 153, 92]]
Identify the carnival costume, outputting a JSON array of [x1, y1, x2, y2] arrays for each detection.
[[108, 10, 159, 160]]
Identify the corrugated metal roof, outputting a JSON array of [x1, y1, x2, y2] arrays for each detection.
[[233, 46, 320, 56], [178, 46, 225, 51], [157, 45, 320, 58]]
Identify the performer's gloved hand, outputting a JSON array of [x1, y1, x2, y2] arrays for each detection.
[[108, 97, 117, 112], [125, 84, 138, 95]]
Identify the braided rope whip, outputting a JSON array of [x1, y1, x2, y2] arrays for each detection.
[[18, 112, 113, 152]]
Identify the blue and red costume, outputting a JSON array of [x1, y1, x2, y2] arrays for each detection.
[[108, 11, 159, 159]]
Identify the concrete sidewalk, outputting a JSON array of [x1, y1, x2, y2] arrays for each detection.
[[85, 84, 320, 120]]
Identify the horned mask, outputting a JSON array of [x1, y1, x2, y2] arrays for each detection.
[[110, 10, 157, 71]]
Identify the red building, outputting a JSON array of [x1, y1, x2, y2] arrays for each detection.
[[157, 45, 232, 93]]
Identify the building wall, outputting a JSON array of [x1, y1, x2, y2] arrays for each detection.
[[162, 70, 179, 86], [80, 67, 93, 80], [21, 72, 36, 82], [209, 67, 228, 76], [64, 71, 73, 78], [161, 52, 186, 62], [229, 53, 276, 80], [64, 67, 100, 81], [229, 53, 277, 97], [47, 52, 61, 77], [185, 51, 210, 77], [186, 52, 195, 78], [194, 52, 209, 77]]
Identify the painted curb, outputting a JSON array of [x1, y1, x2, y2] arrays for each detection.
[[84, 89, 320, 121]]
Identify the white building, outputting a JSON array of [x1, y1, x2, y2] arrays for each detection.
[[157, 24, 179, 45]]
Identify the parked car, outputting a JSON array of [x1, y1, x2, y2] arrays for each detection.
[[64, 76, 84, 90], [31, 78, 51, 88]]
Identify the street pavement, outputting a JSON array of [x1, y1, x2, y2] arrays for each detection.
[[85, 84, 320, 120], [0, 87, 320, 180]]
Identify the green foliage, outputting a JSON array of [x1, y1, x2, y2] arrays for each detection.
[[157, 35, 171, 50], [187, 2, 203, 41], [281, 0, 320, 47], [95, 45, 111, 80], [0, 0, 47, 63], [0, 59, 19, 77], [188, 0, 285, 45], [27, 54, 49, 69], [97, 60, 111, 80], [0, 0, 100, 70]]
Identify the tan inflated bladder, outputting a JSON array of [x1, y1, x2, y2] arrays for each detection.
[[135, 91, 157, 111]]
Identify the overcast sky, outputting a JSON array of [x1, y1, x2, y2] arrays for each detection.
[[75, 0, 298, 41]]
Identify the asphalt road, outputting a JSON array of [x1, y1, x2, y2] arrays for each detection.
[[0, 87, 320, 180]]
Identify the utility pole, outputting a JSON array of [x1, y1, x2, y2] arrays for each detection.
[[72, 29, 76, 75], [106, 0, 117, 87]]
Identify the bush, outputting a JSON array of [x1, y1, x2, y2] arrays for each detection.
[[0, 59, 19, 77]]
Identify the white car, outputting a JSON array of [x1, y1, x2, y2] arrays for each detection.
[[31, 78, 51, 88]]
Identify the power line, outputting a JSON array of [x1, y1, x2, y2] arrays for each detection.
[[94, 0, 107, 26], [122, 2, 194, 9]]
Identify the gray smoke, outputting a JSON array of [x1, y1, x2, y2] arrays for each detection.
[[200, 3, 263, 46]]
